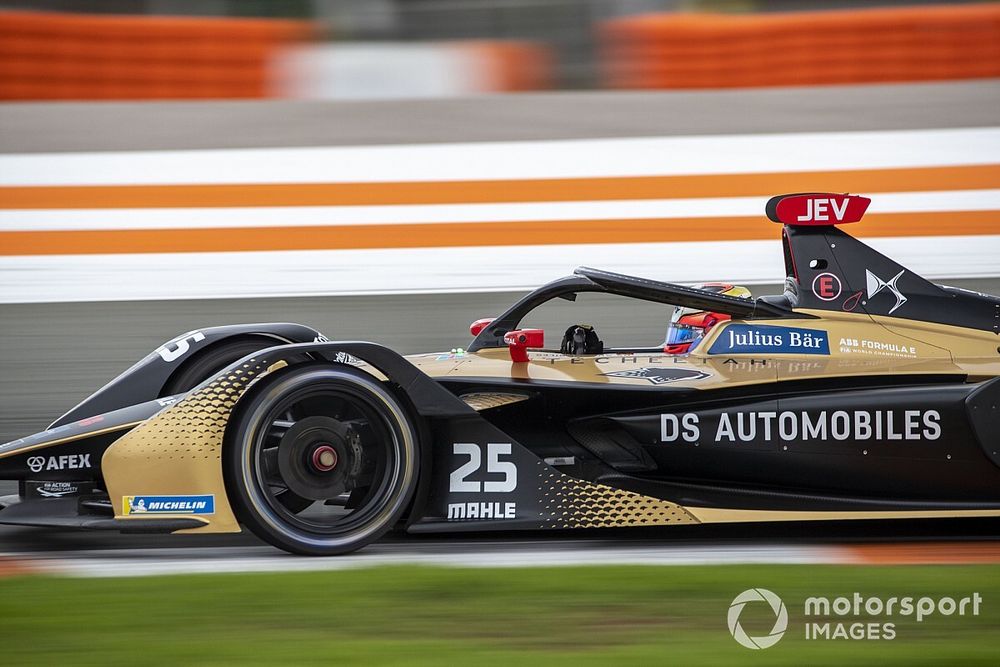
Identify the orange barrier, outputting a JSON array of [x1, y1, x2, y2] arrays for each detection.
[[465, 40, 553, 92], [601, 4, 1000, 89], [0, 12, 313, 100]]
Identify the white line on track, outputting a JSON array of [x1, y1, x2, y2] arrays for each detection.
[[2, 235, 997, 304], [1, 128, 997, 186]]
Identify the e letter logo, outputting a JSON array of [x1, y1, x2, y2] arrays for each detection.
[[811, 272, 842, 301]]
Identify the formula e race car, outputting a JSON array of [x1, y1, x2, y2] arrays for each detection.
[[2, 193, 999, 555]]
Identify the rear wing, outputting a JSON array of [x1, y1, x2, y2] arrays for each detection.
[[769, 193, 1000, 333]]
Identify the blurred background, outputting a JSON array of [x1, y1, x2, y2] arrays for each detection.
[[1, 0, 998, 98]]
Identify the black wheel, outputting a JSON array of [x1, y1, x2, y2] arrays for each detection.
[[223, 364, 420, 555], [162, 336, 276, 396]]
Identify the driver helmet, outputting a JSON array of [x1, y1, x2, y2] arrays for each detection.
[[664, 283, 752, 354]]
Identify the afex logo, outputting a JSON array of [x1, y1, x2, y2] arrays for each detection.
[[26, 454, 92, 473], [766, 193, 871, 226]]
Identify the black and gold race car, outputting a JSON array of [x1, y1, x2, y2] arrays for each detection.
[[2, 193, 998, 555]]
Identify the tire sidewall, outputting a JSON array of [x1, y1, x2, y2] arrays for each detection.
[[163, 336, 278, 396], [224, 363, 420, 555]]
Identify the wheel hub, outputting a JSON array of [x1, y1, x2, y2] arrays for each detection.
[[277, 416, 364, 500], [311, 444, 338, 472]]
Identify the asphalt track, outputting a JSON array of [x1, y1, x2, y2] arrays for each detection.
[[0, 519, 1000, 577], [2, 519, 998, 575], [2, 80, 997, 152]]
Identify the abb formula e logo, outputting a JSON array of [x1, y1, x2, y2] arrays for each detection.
[[26, 454, 92, 473]]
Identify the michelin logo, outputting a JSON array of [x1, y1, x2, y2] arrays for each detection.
[[709, 324, 829, 356], [123, 495, 215, 515]]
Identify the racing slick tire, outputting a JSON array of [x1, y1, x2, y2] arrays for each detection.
[[223, 364, 421, 555], [162, 336, 277, 396]]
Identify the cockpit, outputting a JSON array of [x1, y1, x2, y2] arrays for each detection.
[[465, 267, 804, 360]]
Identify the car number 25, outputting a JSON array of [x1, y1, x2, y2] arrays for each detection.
[[449, 443, 517, 493]]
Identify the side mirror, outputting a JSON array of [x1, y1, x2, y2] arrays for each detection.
[[503, 329, 544, 363], [470, 318, 494, 336]]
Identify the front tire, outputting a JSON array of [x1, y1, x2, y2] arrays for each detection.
[[223, 364, 420, 555], [163, 336, 277, 396]]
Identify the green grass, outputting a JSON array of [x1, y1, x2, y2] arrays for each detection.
[[1, 564, 997, 665]]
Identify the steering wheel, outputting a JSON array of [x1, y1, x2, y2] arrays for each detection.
[[560, 324, 604, 355]]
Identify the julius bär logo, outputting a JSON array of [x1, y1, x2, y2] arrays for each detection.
[[728, 588, 788, 649]]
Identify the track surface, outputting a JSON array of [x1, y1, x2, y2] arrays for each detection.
[[2, 80, 997, 152], [2, 520, 998, 575]]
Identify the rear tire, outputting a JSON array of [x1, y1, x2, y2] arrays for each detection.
[[223, 364, 420, 556]]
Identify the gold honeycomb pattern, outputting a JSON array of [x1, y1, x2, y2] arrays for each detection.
[[102, 356, 275, 532], [536, 460, 698, 528], [460, 392, 529, 411]]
